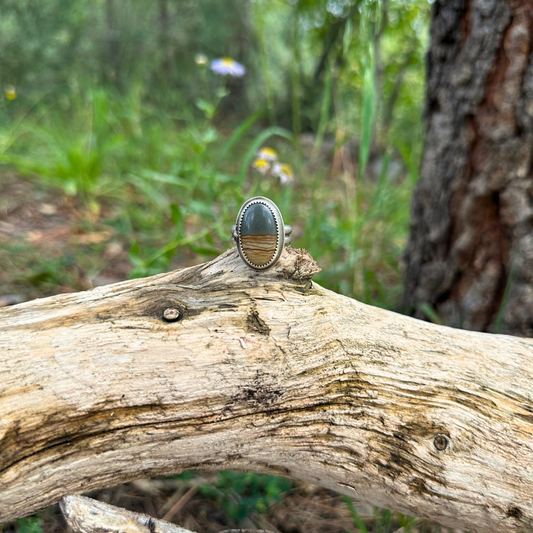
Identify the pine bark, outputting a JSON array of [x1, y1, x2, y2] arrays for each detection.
[[402, 0, 533, 335], [1, 249, 533, 532]]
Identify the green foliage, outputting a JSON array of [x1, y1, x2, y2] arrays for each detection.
[[199, 471, 292, 522], [0, 0, 430, 143], [0, 0, 431, 307], [343, 495, 421, 532], [0, 0, 436, 529], [15, 517, 44, 533]]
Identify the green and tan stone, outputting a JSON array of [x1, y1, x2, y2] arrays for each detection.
[[240, 203, 278, 266]]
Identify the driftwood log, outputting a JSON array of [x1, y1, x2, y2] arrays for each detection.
[[60, 494, 272, 533], [60, 494, 273, 533], [1, 248, 533, 532], [60, 495, 196, 533]]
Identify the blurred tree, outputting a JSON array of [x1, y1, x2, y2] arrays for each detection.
[[104, 0, 120, 87], [0, 0, 430, 138], [402, 0, 533, 335], [159, 0, 171, 77]]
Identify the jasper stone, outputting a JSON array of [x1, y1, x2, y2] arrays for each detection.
[[241, 203, 277, 236], [240, 203, 278, 266]]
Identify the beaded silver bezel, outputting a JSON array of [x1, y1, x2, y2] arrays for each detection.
[[235, 196, 285, 271]]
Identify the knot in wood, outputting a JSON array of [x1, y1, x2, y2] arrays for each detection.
[[246, 308, 270, 335], [433, 434, 448, 451], [162, 307, 182, 322]]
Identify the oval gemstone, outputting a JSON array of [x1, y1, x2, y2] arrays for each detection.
[[240, 203, 278, 266]]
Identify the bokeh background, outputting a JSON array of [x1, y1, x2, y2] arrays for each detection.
[[0, 0, 451, 531]]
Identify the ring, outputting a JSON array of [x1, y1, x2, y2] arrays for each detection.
[[231, 196, 292, 270]]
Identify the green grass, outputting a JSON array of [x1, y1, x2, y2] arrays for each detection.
[[198, 471, 292, 522], [0, 83, 416, 307], [14, 518, 44, 533]]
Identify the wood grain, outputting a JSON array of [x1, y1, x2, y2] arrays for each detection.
[[0, 247, 532, 532], [60, 494, 273, 533]]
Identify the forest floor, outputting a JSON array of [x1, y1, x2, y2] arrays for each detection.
[[0, 173, 460, 533]]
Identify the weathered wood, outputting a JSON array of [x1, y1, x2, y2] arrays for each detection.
[[1, 247, 533, 532], [60, 495, 195, 533], [60, 494, 274, 533]]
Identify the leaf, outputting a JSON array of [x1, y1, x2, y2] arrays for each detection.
[[195, 98, 215, 119], [170, 203, 182, 226], [136, 170, 190, 188], [222, 108, 265, 154], [312, 64, 333, 160], [129, 241, 141, 257], [144, 227, 211, 268], [418, 303, 443, 325], [343, 17, 353, 54], [215, 86, 230, 99], [188, 245, 220, 256], [359, 55, 376, 180], [202, 126, 218, 145]]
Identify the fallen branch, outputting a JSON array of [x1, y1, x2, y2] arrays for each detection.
[[60, 494, 275, 533], [60, 495, 195, 533], [1, 248, 532, 532]]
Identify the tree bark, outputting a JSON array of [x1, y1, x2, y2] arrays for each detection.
[[402, 0, 533, 335], [1, 248, 533, 532]]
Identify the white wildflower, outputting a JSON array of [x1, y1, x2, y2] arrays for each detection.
[[211, 57, 246, 77], [272, 163, 294, 185]]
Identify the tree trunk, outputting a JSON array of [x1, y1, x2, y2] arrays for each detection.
[[1, 248, 533, 532], [402, 0, 533, 335]]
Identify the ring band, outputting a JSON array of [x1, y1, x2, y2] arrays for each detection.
[[232, 196, 292, 270]]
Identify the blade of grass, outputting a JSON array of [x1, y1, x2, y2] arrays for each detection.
[[493, 256, 516, 334], [291, 6, 302, 142], [342, 495, 369, 533], [418, 303, 443, 325], [358, 0, 377, 182], [222, 109, 265, 154], [254, 2, 276, 125], [359, 153, 390, 229], [358, 54, 376, 181], [312, 63, 333, 162], [145, 227, 211, 268]]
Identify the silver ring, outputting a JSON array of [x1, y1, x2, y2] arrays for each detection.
[[232, 196, 292, 270]]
